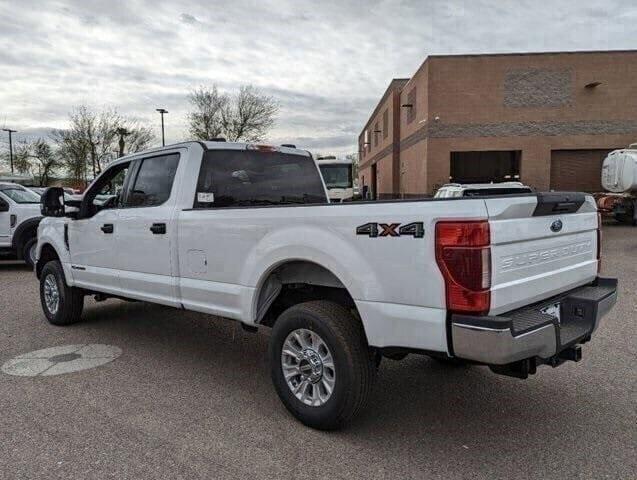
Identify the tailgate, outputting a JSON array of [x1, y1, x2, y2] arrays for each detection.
[[486, 193, 599, 315]]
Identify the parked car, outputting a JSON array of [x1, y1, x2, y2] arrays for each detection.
[[0, 182, 43, 266], [434, 182, 533, 198], [36, 141, 617, 430]]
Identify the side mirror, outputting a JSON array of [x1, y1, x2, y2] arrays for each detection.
[[0, 201, 8, 212], [41, 187, 66, 217]]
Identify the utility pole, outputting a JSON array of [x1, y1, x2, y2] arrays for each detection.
[[156, 108, 168, 146], [115, 127, 130, 157], [2, 128, 17, 174]]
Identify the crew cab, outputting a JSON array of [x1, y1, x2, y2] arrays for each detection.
[[35, 141, 617, 430], [0, 182, 43, 266]]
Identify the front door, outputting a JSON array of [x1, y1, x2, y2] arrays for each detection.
[[115, 152, 181, 306], [68, 161, 131, 293]]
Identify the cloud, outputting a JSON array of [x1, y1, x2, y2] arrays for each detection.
[[179, 13, 198, 24], [0, 0, 635, 157]]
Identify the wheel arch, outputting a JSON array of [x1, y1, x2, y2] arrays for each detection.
[[12, 217, 42, 258], [36, 242, 61, 279], [252, 259, 361, 329]]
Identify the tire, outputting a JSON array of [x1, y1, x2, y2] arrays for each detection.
[[269, 300, 376, 430], [40, 260, 84, 326], [22, 237, 37, 268]]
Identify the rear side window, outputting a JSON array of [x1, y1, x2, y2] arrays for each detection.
[[194, 150, 327, 208], [125, 153, 180, 207]]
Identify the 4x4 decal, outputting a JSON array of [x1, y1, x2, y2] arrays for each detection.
[[356, 222, 424, 238]]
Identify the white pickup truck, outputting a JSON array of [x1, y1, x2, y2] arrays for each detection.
[[0, 182, 43, 266], [36, 141, 618, 430]]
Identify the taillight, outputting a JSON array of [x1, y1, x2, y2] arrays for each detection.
[[597, 212, 602, 273], [435, 220, 491, 315]]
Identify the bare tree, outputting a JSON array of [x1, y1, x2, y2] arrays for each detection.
[[187, 85, 227, 140], [9, 138, 61, 186], [188, 85, 278, 142], [119, 118, 154, 155], [51, 128, 90, 185], [220, 86, 278, 142], [53, 105, 155, 183], [31, 139, 61, 186]]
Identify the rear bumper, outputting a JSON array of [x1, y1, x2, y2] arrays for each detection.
[[451, 277, 618, 366]]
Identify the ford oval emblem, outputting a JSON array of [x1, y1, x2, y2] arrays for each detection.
[[550, 220, 563, 232]]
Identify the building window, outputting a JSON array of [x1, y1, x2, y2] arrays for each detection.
[[374, 122, 379, 147], [407, 87, 416, 124], [383, 109, 388, 139]]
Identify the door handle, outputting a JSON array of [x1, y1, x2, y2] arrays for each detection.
[[100, 224, 114, 234], [150, 223, 166, 235]]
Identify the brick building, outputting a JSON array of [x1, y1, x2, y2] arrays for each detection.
[[358, 50, 637, 198]]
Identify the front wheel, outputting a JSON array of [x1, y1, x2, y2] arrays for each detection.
[[269, 301, 376, 430], [22, 237, 37, 268], [40, 260, 84, 326]]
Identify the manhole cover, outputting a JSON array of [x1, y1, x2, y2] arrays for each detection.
[[1, 344, 122, 377]]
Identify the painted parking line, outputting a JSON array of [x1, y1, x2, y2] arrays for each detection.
[[1, 344, 122, 377]]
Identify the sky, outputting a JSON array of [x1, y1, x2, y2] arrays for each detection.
[[0, 0, 635, 158]]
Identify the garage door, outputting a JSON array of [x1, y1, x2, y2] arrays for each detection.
[[451, 150, 521, 183], [550, 149, 613, 192]]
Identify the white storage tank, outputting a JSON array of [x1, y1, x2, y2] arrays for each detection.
[[601, 149, 637, 193]]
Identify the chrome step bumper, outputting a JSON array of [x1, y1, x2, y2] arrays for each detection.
[[451, 277, 618, 366]]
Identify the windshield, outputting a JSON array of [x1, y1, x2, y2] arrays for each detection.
[[0, 187, 41, 204], [319, 164, 353, 189]]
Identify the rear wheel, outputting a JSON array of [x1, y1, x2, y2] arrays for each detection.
[[269, 300, 376, 430], [40, 260, 84, 326], [22, 237, 37, 268]]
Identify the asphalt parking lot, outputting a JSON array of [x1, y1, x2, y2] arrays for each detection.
[[1, 224, 635, 480]]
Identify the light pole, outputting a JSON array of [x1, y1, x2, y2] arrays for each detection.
[[156, 108, 168, 146], [2, 128, 17, 174]]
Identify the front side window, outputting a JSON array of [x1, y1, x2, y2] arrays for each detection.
[[0, 187, 40, 204], [80, 161, 131, 217], [195, 150, 327, 208], [125, 154, 180, 207], [319, 164, 353, 189]]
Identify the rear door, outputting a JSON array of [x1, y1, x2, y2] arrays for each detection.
[[115, 151, 182, 306], [486, 193, 599, 315]]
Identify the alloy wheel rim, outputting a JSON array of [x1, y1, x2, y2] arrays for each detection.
[[29, 244, 37, 265], [43, 274, 59, 315], [281, 328, 335, 407]]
